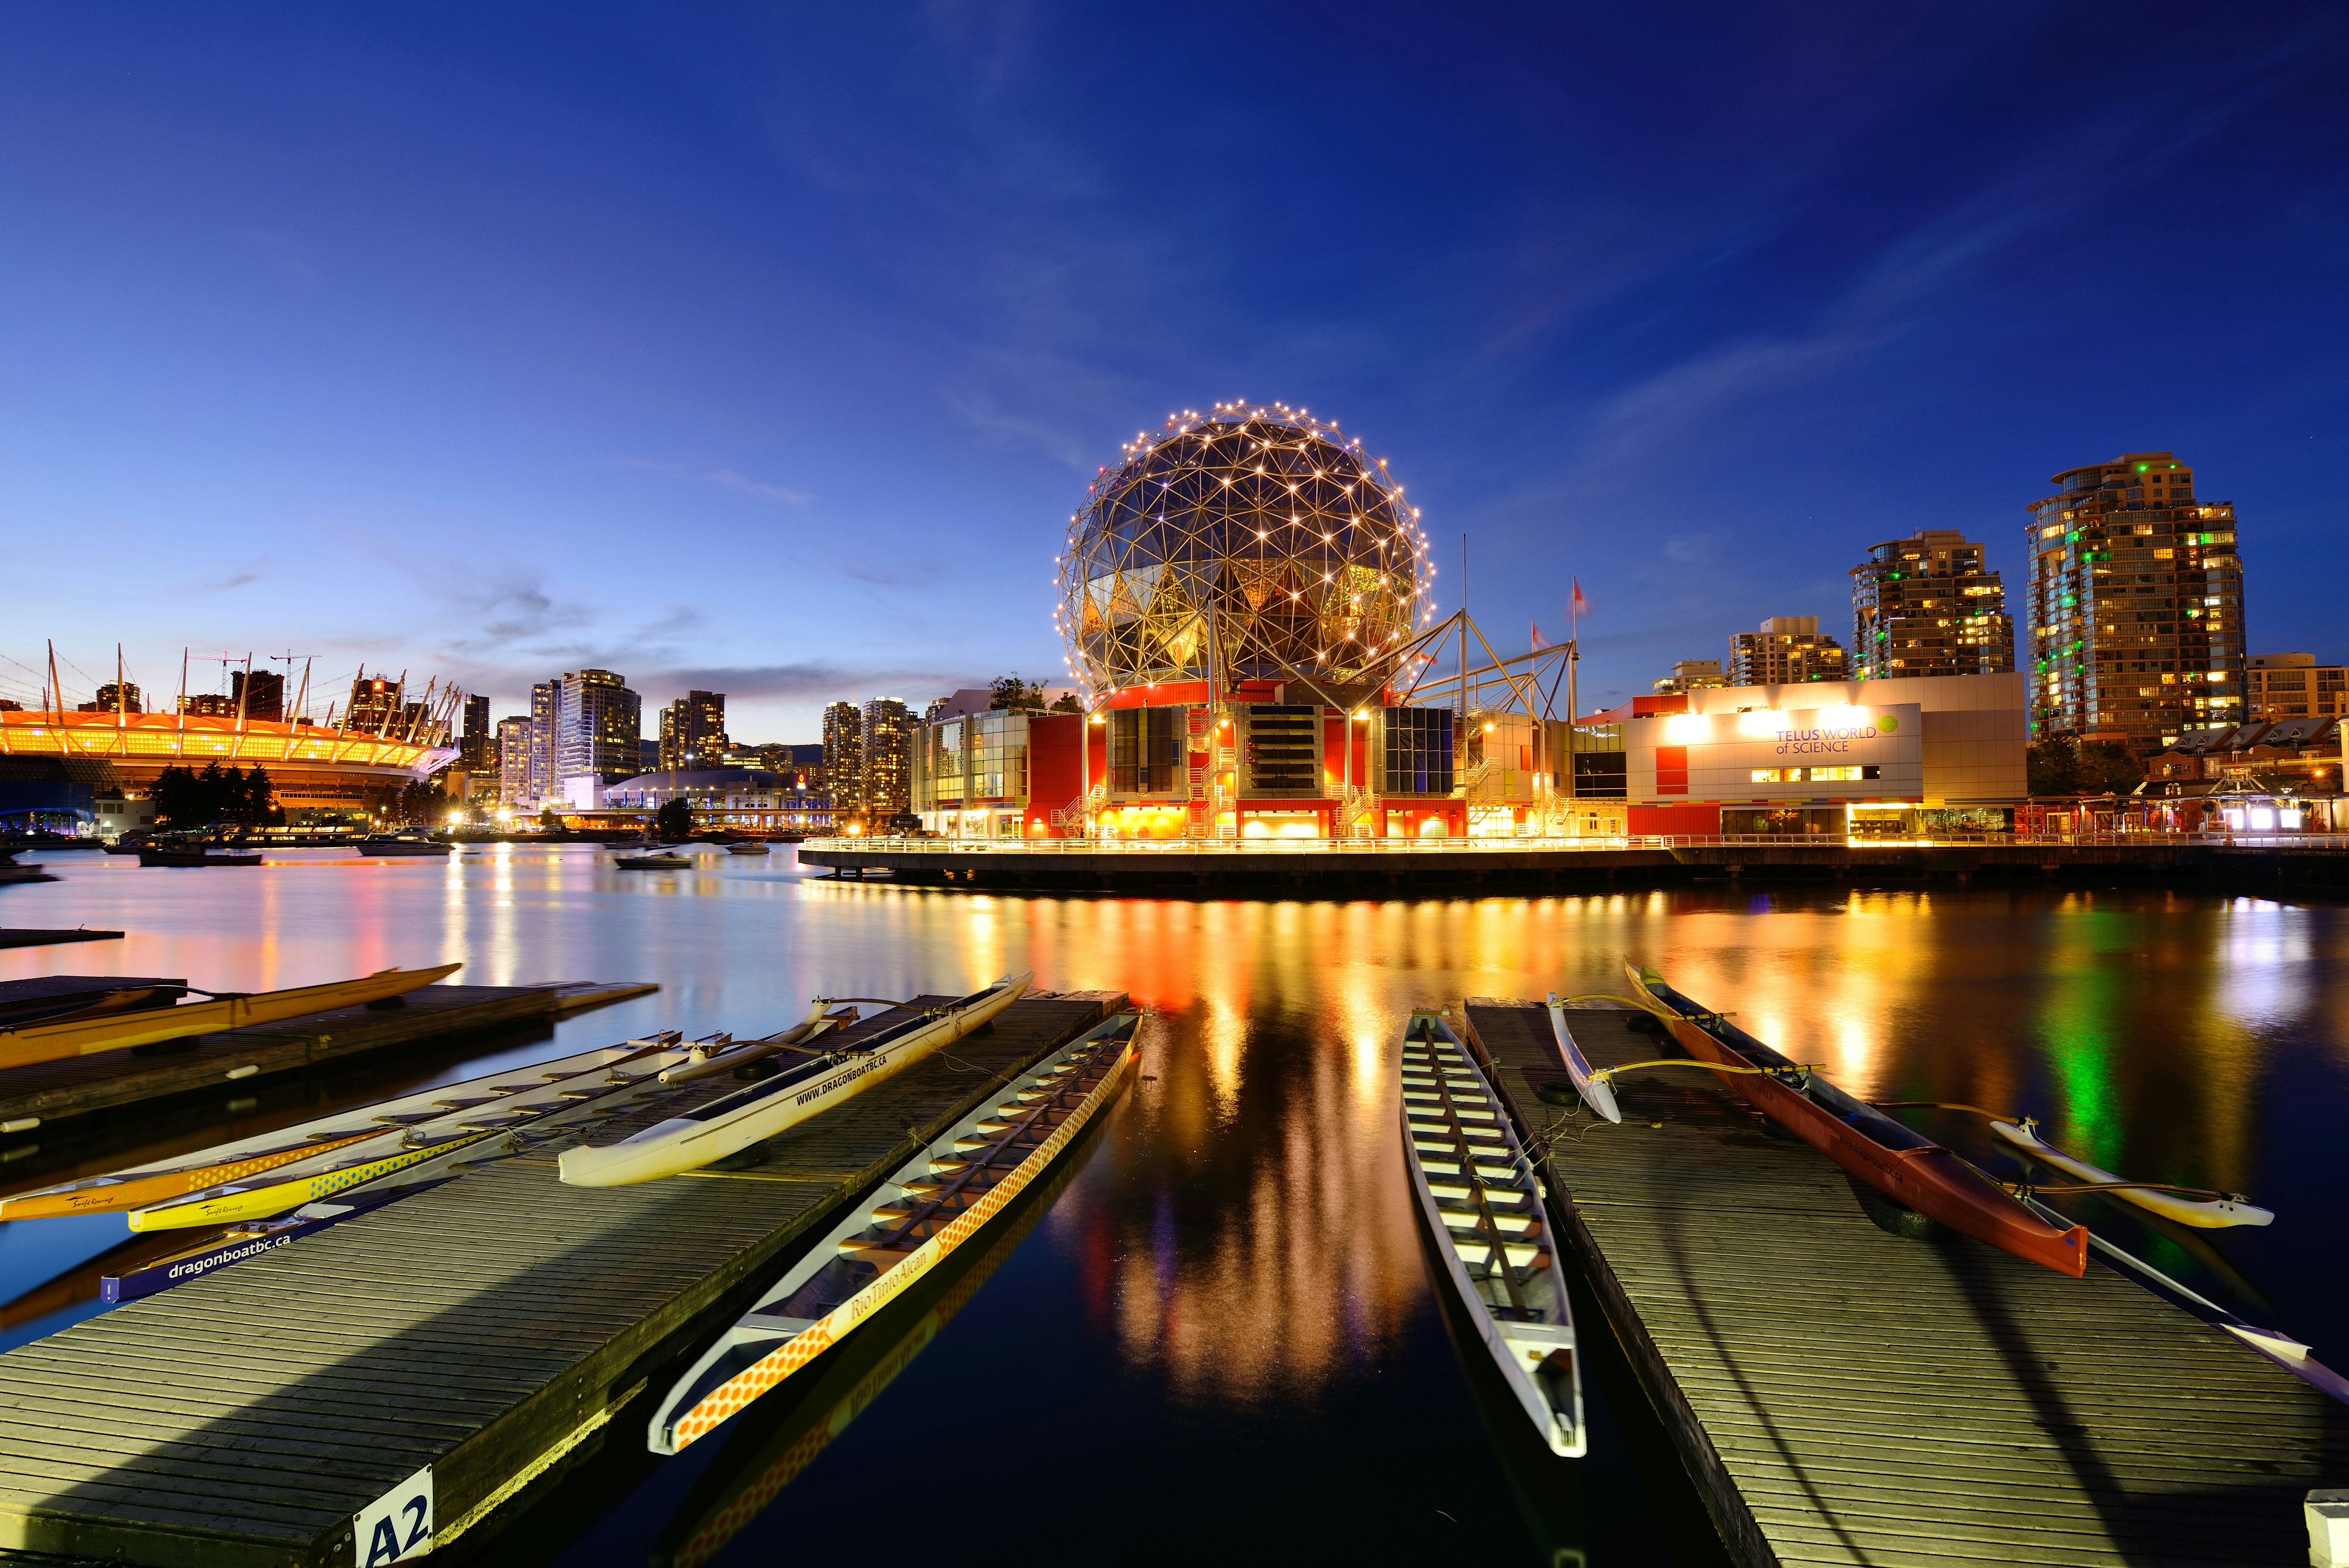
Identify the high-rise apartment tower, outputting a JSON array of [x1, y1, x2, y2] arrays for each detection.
[[1728, 618, 1848, 687], [1652, 660, 1726, 696], [658, 690, 728, 773], [1850, 529, 2014, 679], [459, 694, 492, 770], [496, 716, 534, 806], [823, 702, 865, 816], [553, 670, 642, 787], [2025, 451, 2242, 747], [861, 699, 913, 821]]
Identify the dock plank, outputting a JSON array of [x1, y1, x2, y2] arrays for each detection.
[[1460, 998, 2349, 1568], [0, 981, 654, 1128], [0, 991, 1121, 1566]]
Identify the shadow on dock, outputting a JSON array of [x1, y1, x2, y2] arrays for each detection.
[[0, 994, 1121, 1566]]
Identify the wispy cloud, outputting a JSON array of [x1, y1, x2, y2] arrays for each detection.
[[201, 571, 259, 593], [645, 661, 972, 701], [619, 459, 814, 507]]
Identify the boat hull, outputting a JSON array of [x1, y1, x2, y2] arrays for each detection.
[[0, 962, 462, 1071], [128, 1127, 509, 1230], [1543, 997, 1622, 1123], [1631, 965, 2085, 1277], [1991, 1120, 2273, 1229], [559, 976, 1032, 1188], [649, 1015, 1136, 1453], [1401, 1014, 1585, 1457], [0, 1128, 385, 1220], [3, 1032, 682, 1221]]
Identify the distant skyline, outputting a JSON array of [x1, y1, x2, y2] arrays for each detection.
[[3, 5, 2344, 740]]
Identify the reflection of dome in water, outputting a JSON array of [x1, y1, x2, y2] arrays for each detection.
[[1056, 402, 1433, 696]]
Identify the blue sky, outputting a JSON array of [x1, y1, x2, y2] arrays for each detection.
[[3, 3, 2343, 739]]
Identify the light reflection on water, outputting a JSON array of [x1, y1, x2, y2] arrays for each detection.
[[0, 853, 2345, 1563]]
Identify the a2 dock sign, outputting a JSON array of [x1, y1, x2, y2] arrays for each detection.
[[355, 1466, 434, 1563]]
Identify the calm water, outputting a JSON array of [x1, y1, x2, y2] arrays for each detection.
[[1, 847, 2344, 1565]]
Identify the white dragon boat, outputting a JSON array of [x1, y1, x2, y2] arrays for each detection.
[[1402, 1010, 1585, 1457], [646, 1008, 1138, 1454]]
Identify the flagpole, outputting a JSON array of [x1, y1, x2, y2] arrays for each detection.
[[1565, 582, 1581, 817]]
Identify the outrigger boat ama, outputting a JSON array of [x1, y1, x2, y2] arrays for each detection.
[[2, 1029, 686, 1221], [1627, 964, 2088, 1277], [1402, 1011, 1585, 1457], [122, 1030, 765, 1231], [647, 1008, 1137, 1454], [560, 974, 1034, 1188]]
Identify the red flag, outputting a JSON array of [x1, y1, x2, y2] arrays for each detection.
[[1571, 578, 1587, 616], [1530, 619, 1544, 650]]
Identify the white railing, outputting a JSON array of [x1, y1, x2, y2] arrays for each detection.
[[800, 831, 2349, 856]]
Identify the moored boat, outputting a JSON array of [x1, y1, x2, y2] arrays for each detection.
[[647, 1008, 1139, 1454], [616, 851, 693, 870], [125, 1030, 764, 1231], [1, 1027, 684, 1220], [1992, 1117, 2275, 1229], [0, 962, 463, 1071], [559, 974, 1035, 1187], [349, 835, 453, 856], [725, 841, 769, 855], [135, 846, 262, 867], [1543, 993, 1622, 1124], [1626, 963, 2088, 1277], [1401, 1010, 1585, 1457]]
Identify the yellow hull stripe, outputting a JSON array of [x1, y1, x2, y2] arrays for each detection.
[[668, 1042, 1134, 1449]]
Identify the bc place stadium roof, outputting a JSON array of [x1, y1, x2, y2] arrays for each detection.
[[0, 710, 454, 781]]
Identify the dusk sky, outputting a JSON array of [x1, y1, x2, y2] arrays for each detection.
[[4, 4, 2343, 740]]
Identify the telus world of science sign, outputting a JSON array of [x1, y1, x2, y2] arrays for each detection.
[[1626, 703, 1924, 803]]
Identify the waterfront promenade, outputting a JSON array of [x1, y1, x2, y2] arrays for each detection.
[[799, 832, 2349, 891]]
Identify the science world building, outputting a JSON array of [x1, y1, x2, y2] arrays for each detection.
[[914, 403, 1493, 840]]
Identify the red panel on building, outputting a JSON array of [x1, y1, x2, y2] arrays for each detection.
[[1026, 714, 1083, 835], [1629, 803, 1720, 835], [1655, 744, 1689, 795]]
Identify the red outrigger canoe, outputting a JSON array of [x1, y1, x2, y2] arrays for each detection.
[[1628, 964, 2086, 1278]]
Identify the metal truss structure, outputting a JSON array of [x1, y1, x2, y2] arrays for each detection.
[[1056, 403, 1435, 701]]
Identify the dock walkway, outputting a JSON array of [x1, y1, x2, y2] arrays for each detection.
[[0, 991, 1119, 1566], [0, 982, 653, 1131], [1461, 998, 2347, 1568]]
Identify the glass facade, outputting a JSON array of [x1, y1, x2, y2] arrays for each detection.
[[1111, 706, 1184, 795], [912, 712, 1034, 835], [1379, 706, 1453, 794]]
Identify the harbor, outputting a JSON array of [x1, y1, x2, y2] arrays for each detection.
[[0, 843, 2338, 1564], [0, 990, 1119, 1564], [1462, 998, 2346, 1566], [800, 834, 2349, 892]]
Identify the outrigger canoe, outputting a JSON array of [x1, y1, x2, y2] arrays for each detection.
[[1, 1029, 685, 1220], [560, 974, 1034, 1188], [0, 963, 461, 1072], [1402, 1011, 1585, 1457], [647, 1008, 1137, 1454], [125, 1029, 748, 1231], [1628, 963, 2087, 1278], [1992, 1118, 2275, 1229], [1543, 993, 1621, 1124]]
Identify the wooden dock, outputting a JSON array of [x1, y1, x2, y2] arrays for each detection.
[[0, 982, 655, 1133], [0, 990, 1121, 1566], [0, 932, 123, 951], [1459, 998, 2349, 1568]]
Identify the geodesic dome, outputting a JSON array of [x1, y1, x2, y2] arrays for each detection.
[[1055, 403, 1434, 698]]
